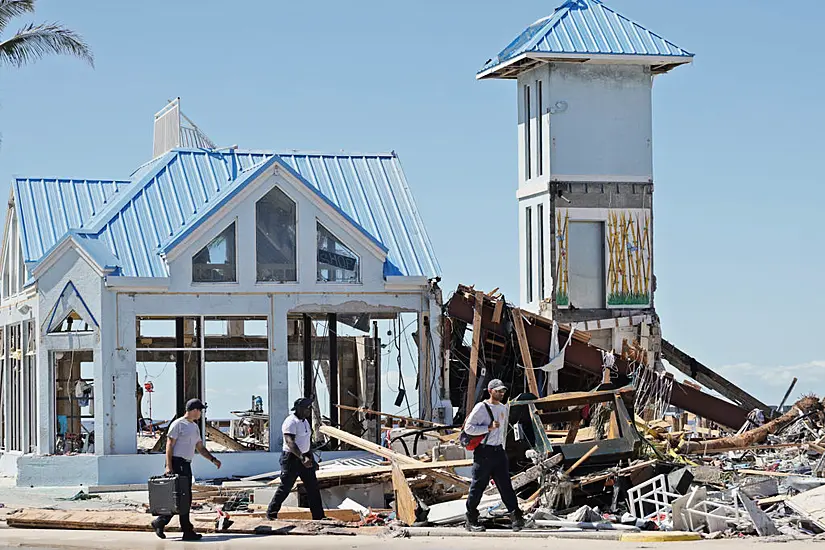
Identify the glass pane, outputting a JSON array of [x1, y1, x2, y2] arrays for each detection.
[[204, 351, 268, 452], [256, 187, 297, 282], [192, 223, 237, 283], [204, 316, 268, 349], [317, 223, 360, 283]]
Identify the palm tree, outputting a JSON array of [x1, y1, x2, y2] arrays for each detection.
[[0, 0, 93, 68]]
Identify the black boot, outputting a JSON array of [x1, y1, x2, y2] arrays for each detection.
[[511, 510, 525, 532], [181, 531, 203, 541], [465, 512, 485, 532], [150, 518, 166, 539]]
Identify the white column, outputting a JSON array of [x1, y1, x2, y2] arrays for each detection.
[[268, 295, 293, 452]]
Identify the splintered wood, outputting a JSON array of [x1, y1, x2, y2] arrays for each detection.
[[466, 290, 484, 413], [392, 460, 418, 525], [511, 308, 540, 396]]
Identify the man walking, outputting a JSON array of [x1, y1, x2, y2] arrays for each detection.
[[152, 398, 222, 540], [266, 397, 325, 520], [463, 379, 525, 532]]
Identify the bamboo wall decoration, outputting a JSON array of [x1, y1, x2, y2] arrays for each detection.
[[554, 208, 651, 309], [606, 210, 651, 306], [555, 209, 570, 306]]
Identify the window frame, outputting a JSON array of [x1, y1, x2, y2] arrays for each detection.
[[316, 221, 362, 285], [191, 220, 239, 284], [255, 186, 299, 285]]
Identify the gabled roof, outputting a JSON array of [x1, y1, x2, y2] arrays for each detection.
[[478, 0, 693, 79], [14, 148, 440, 279]]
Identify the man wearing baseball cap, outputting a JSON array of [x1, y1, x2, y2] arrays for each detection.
[[152, 398, 222, 541], [463, 379, 524, 532], [266, 397, 325, 521]]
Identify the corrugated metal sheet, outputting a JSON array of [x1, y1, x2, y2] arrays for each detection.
[[479, 0, 693, 75], [14, 177, 132, 264], [278, 152, 440, 280], [14, 148, 440, 280]]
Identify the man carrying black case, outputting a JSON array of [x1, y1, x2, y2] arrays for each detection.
[[150, 398, 221, 540]]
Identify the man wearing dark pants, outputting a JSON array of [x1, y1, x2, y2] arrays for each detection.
[[267, 397, 325, 520], [464, 379, 524, 532], [152, 398, 222, 541]]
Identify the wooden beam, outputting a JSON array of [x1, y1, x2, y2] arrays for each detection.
[[334, 404, 442, 427], [465, 291, 484, 413], [392, 461, 418, 525], [267, 459, 475, 486], [518, 388, 634, 410], [318, 425, 469, 490], [492, 299, 504, 325], [205, 425, 246, 451], [511, 308, 540, 396]]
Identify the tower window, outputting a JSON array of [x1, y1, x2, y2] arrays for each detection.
[[526, 206, 533, 302], [524, 85, 532, 180], [538, 203, 545, 300], [536, 80, 543, 177]]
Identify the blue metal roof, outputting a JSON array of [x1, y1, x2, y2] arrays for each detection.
[[479, 0, 693, 77], [14, 148, 440, 279]]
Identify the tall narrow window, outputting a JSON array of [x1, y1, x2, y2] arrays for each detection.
[[538, 204, 545, 300], [192, 223, 237, 283], [536, 80, 543, 177], [256, 187, 297, 283], [524, 85, 532, 180], [317, 223, 360, 283], [526, 206, 533, 303]]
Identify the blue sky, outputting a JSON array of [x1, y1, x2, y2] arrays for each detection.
[[1, 0, 823, 408]]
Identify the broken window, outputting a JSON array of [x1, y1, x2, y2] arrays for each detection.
[[136, 316, 269, 453], [192, 223, 237, 283], [50, 310, 92, 333], [317, 223, 360, 283], [53, 350, 95, 454], [256, 187, 297, 283]]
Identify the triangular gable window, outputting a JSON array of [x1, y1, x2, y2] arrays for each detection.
[[192, 223, 236, 283], [51, 310, 91, 333], [317, 222, 360, 283], [45, 281, 99, 334]]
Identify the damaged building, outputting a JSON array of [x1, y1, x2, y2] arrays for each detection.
[[0, 99, 446, 486]]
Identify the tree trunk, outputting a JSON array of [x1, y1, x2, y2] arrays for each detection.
[[677, 396, 821, 454]]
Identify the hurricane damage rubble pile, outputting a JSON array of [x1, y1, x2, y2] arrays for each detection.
[[8, 285, 825, 541]]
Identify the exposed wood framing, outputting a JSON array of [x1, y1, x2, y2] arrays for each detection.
[[392, 460, 418, 525], [465, 291, 484, 414], [511, 308, 540, 396]]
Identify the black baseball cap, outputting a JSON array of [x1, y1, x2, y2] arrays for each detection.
[[292, 397, 313, 411], [186, 398, 207, 411]]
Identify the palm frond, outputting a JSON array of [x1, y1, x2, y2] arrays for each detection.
[[0, 22, 93, 68], [0, 0, 34, 34]]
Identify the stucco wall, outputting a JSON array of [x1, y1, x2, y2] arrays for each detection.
[[547, 63, 653, 180]]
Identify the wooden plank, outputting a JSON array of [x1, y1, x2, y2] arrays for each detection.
[[564, 444, 598, 476], [579, 459, 658, 487], [268, 459, 474, 486], [206, 424, 246, 451], [736, 469, 804, 478], [392, 460, 418, 526], [521, 388, 634, 410], [511, 308, 539, 396], [465, 291, 484, 413], [243, 508, 362, 522], [564, 420, 580, 445], [5, 508, 355, 534], [88, 484, 148, 493], [484, 453, 564, 496], [492, 299, 504, 324], [334, 404, 442, 427], [318, 425, 469, 490]]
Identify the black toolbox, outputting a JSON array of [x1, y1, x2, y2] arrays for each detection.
[[148, 474, 181, 516]]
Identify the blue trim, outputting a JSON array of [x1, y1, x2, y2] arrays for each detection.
[[383, 259, 403, 278], [30, 232, 121, 275], [46, 280, 100, 333]]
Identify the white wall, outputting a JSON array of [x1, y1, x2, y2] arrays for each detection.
[[547, 63, 652, 180], [165, 170, 387, 295]]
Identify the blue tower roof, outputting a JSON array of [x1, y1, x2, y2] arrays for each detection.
[[478, 0, 693, 79]]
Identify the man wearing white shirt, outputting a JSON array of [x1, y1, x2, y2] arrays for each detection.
[[266, 397, 325, 520], [463, 379, 524, 532]]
